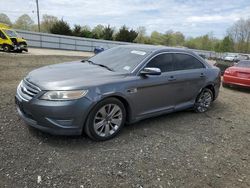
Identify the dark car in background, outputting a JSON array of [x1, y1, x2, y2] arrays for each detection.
[[94, 46, 105, 54], [16, 45, 221, 141]]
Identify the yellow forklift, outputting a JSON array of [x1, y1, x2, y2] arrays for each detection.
[[0, 23, 28, 52]]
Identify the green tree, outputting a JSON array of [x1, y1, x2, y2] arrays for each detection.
[[102, 25, 114, 40], [184, 33, 218, 51], [150, 31, 165, 45], [50, 19, 72, 36], [0, 13, 12, 26], [214, 42, 221, 52], [92, 24, 104, 39], [134, 26, 147, 43], [201, 34, 211, 50], [184, 37, 199, 49], [41, 14, 58, 33], [80, 25, 93, 38], [164, 30, 175, 46], [220, 36, 234, 52], [134, 26, 153, 44], [13, 14, 34, 30], [72, 24, 82, 36], [173, 31, 185, 46], [115, 25, 138, 42]]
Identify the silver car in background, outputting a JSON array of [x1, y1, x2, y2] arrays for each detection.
[[16, 45, 221, 141]]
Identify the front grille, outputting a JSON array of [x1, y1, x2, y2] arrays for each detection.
[[17, 79, 41, 101]]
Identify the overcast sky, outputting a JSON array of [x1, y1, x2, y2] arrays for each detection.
[[1, 0, 250, 38]]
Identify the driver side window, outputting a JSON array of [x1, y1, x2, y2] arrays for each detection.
[[146, 53, 174, 72]]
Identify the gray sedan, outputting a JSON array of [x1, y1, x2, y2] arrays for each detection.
[[16, 45, 221, 141]]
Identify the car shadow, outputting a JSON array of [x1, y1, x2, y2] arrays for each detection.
[[27, 126, 103, 149], [27, 107, 207, 150], [223, 85, 250, 93]]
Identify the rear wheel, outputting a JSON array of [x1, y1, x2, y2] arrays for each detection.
[[85, 98, 126, 141], [194, 88, 213, 113]]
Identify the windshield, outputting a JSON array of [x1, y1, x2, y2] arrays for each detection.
[[89, 46, 151, 73], [3, 29, 19, 38], [236, 61, 250, 68]]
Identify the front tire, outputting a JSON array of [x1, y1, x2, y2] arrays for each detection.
[[194, 88, 213, 113], [85, 98, 126, 141], [3, 45, 11, 52]]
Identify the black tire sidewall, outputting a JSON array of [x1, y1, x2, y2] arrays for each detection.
[[85, 98, 126, 141], [3, 45, 10, 52]]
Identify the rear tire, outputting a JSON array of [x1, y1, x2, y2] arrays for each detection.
[[84, 98, 126, 141], [194, 88, 213, 113]]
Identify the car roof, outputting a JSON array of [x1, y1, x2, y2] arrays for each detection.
[[119, 44, 192, 54], [118, 44, 210, 69]]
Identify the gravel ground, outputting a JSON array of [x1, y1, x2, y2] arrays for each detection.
[[0, 53, 249, 188]]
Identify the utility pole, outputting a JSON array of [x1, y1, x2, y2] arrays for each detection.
[[36, 0, 41, 32]]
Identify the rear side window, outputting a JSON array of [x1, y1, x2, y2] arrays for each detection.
[[173, 53, 205, 71], [146, 53, 174, 72]]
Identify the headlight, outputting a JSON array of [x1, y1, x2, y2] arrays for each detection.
[[40, 90, 88, 101]]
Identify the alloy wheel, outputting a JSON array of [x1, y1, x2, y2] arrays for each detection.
[[93, 104, 123, 137], [195, 89, 213, 113]]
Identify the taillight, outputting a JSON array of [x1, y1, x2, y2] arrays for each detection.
[[224, 69, 230, 75]]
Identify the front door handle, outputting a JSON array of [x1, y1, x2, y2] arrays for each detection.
[[127, 88, 137, 93], [168, 76, 176, 81]]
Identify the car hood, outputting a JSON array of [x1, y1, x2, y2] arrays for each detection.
[[11, 37, 27, 43], [25, 61, 127, 90]]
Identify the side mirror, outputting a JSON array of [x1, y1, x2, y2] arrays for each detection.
[[140, 67, 161, 76]]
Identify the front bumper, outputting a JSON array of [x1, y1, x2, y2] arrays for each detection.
[[15, 94, 93, 136], [13, 43, 28, 51]]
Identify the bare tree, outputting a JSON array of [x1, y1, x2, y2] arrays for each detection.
[[0, 13, 12, 26], [227, 18, 250, 53], [41, 14, 58, 33], [13, 14, 34, 31]]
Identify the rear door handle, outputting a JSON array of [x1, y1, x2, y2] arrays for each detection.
[[168, 76, 176, 81], [200, 73, 205, 77]]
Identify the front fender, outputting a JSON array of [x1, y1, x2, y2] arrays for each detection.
[[87, 87, 134, 123]]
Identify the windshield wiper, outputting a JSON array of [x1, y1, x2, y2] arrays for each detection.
[[84, 60, 114, 71], [94, 63, 114, 72], [81, 59, 93, 63]]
